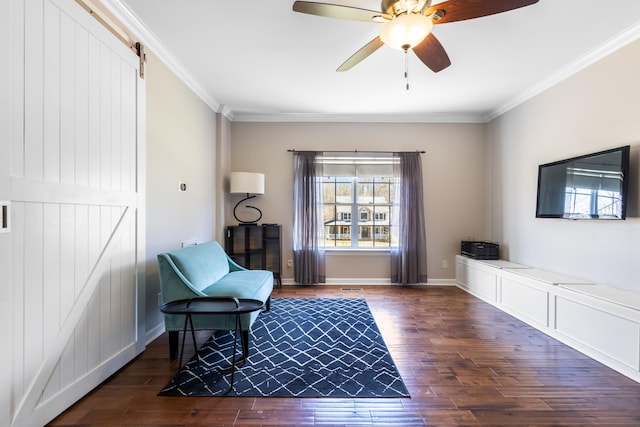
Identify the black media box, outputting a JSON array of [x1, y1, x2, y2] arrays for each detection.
[[461, 240, 499, 260]]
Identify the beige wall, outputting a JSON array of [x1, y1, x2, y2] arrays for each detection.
[[145, 52, 219, 332], [142, 20, 640, 311], [215, 113, 232, 243], [229, 121, 486, 283], [487, 38, 640, 293]]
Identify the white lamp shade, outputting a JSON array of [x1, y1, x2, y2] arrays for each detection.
[[230, 172, 265, 195], [379, 14, 433, 50]]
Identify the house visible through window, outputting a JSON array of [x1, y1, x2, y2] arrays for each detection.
[[320, 153, 397, 248]]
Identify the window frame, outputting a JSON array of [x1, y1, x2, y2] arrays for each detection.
[[319, 154, 397, 250]]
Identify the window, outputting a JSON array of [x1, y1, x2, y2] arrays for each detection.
[[320, 153, 397, 248], [374, 212, 387, 220]]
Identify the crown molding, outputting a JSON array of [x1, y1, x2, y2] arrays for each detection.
[[96, 1, 640, 125], [89, 0, 493, 125], [98, 0, 230, 119], [231, 112, 487, 124], [487, 21, 640, 122]]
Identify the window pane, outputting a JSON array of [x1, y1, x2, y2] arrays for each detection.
[[357, 181, 373, 203], [373, 225, 390, 247], [323, 205, 335, 224], [336, 180, 352, 203], [374, 180, 391, 204], [323, 203, 336, 246], [322, 181, 335, 203], [371, 204, 390, 247], [357, 163, 393, 177], [319, 156, 398, 249], [358, 225, 371, 247], [323, 163, 356, 177]]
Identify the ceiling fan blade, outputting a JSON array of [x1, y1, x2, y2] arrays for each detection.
[[337, 36, 385, 71], [292, 1, 389, 23], [426, 0, 539, 24], [412, 33, 451, 73]]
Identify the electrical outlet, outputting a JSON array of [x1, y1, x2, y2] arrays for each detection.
[[181, 240, 197, 248], [442, 260, 448, 269], [287, 259, 293, 268]]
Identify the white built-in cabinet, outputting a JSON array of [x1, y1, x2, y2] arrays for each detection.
[[456, 255, 640, 383]]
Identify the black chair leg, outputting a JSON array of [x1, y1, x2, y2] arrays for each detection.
[[168, 330, 179, 360], [241, 329, 250, 360]]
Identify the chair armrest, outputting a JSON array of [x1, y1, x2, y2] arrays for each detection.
[[157, 254, 206, 302], [226, 254, 248, 272]]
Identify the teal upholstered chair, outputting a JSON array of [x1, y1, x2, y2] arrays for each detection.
[[157, 240, 273, 359]]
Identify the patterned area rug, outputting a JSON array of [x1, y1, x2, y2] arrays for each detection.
[[158, 297, 409, 397]]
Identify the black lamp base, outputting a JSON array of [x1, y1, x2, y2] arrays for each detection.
[[233, 194, 263, 225]]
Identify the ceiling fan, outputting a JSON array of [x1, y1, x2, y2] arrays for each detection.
[[292, 0, 540, 73]]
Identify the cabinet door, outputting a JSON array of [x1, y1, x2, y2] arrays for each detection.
[[226, 227, 243, 265], [227, 225, 263, 269], [263, 225, 281, 276]]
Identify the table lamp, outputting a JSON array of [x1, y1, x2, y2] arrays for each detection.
[[230, 172, 265, 224]]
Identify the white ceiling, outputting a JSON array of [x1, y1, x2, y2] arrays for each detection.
[[106, 0, 640, 122]]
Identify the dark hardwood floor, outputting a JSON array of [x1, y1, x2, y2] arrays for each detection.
[[49, 285, 640, 426]]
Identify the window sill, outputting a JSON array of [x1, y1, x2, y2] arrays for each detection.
[[324, 248, 392, 255]]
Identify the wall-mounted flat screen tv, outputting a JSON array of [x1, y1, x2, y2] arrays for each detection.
[[535, 145, 630, 220]]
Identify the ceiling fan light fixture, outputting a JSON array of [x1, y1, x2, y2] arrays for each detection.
[[372, 14, 390, 23], [379, 13, 433, 50]]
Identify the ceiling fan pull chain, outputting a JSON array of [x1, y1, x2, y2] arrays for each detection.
[[404, 48, 410, 90]]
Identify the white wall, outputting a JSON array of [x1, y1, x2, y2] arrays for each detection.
[[145, 52, 219, 334], [487, 38, 640, 292], [229, 121, 486, 282]]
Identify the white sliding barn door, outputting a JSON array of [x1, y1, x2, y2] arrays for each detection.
[[3, 0, 146, 426]]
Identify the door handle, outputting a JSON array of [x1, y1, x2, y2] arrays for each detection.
[[1, 201, 9, 233]]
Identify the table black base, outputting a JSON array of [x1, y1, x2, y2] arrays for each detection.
[[168, 329, 250, 361], [160, 297, 265, 393]]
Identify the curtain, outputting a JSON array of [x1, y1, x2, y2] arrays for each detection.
[[292, 151, 326, 284], [390, 152, 428, 284]]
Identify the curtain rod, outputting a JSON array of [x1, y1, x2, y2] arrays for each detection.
[[287, 149, 425, 154]]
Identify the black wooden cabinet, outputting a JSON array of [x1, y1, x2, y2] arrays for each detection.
[[226, 224, 281, 287]]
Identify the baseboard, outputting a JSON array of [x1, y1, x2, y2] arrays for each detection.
[[426, 279, 457, 286], [280, 278, 457, 286], [145, 322, 166, 345]]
